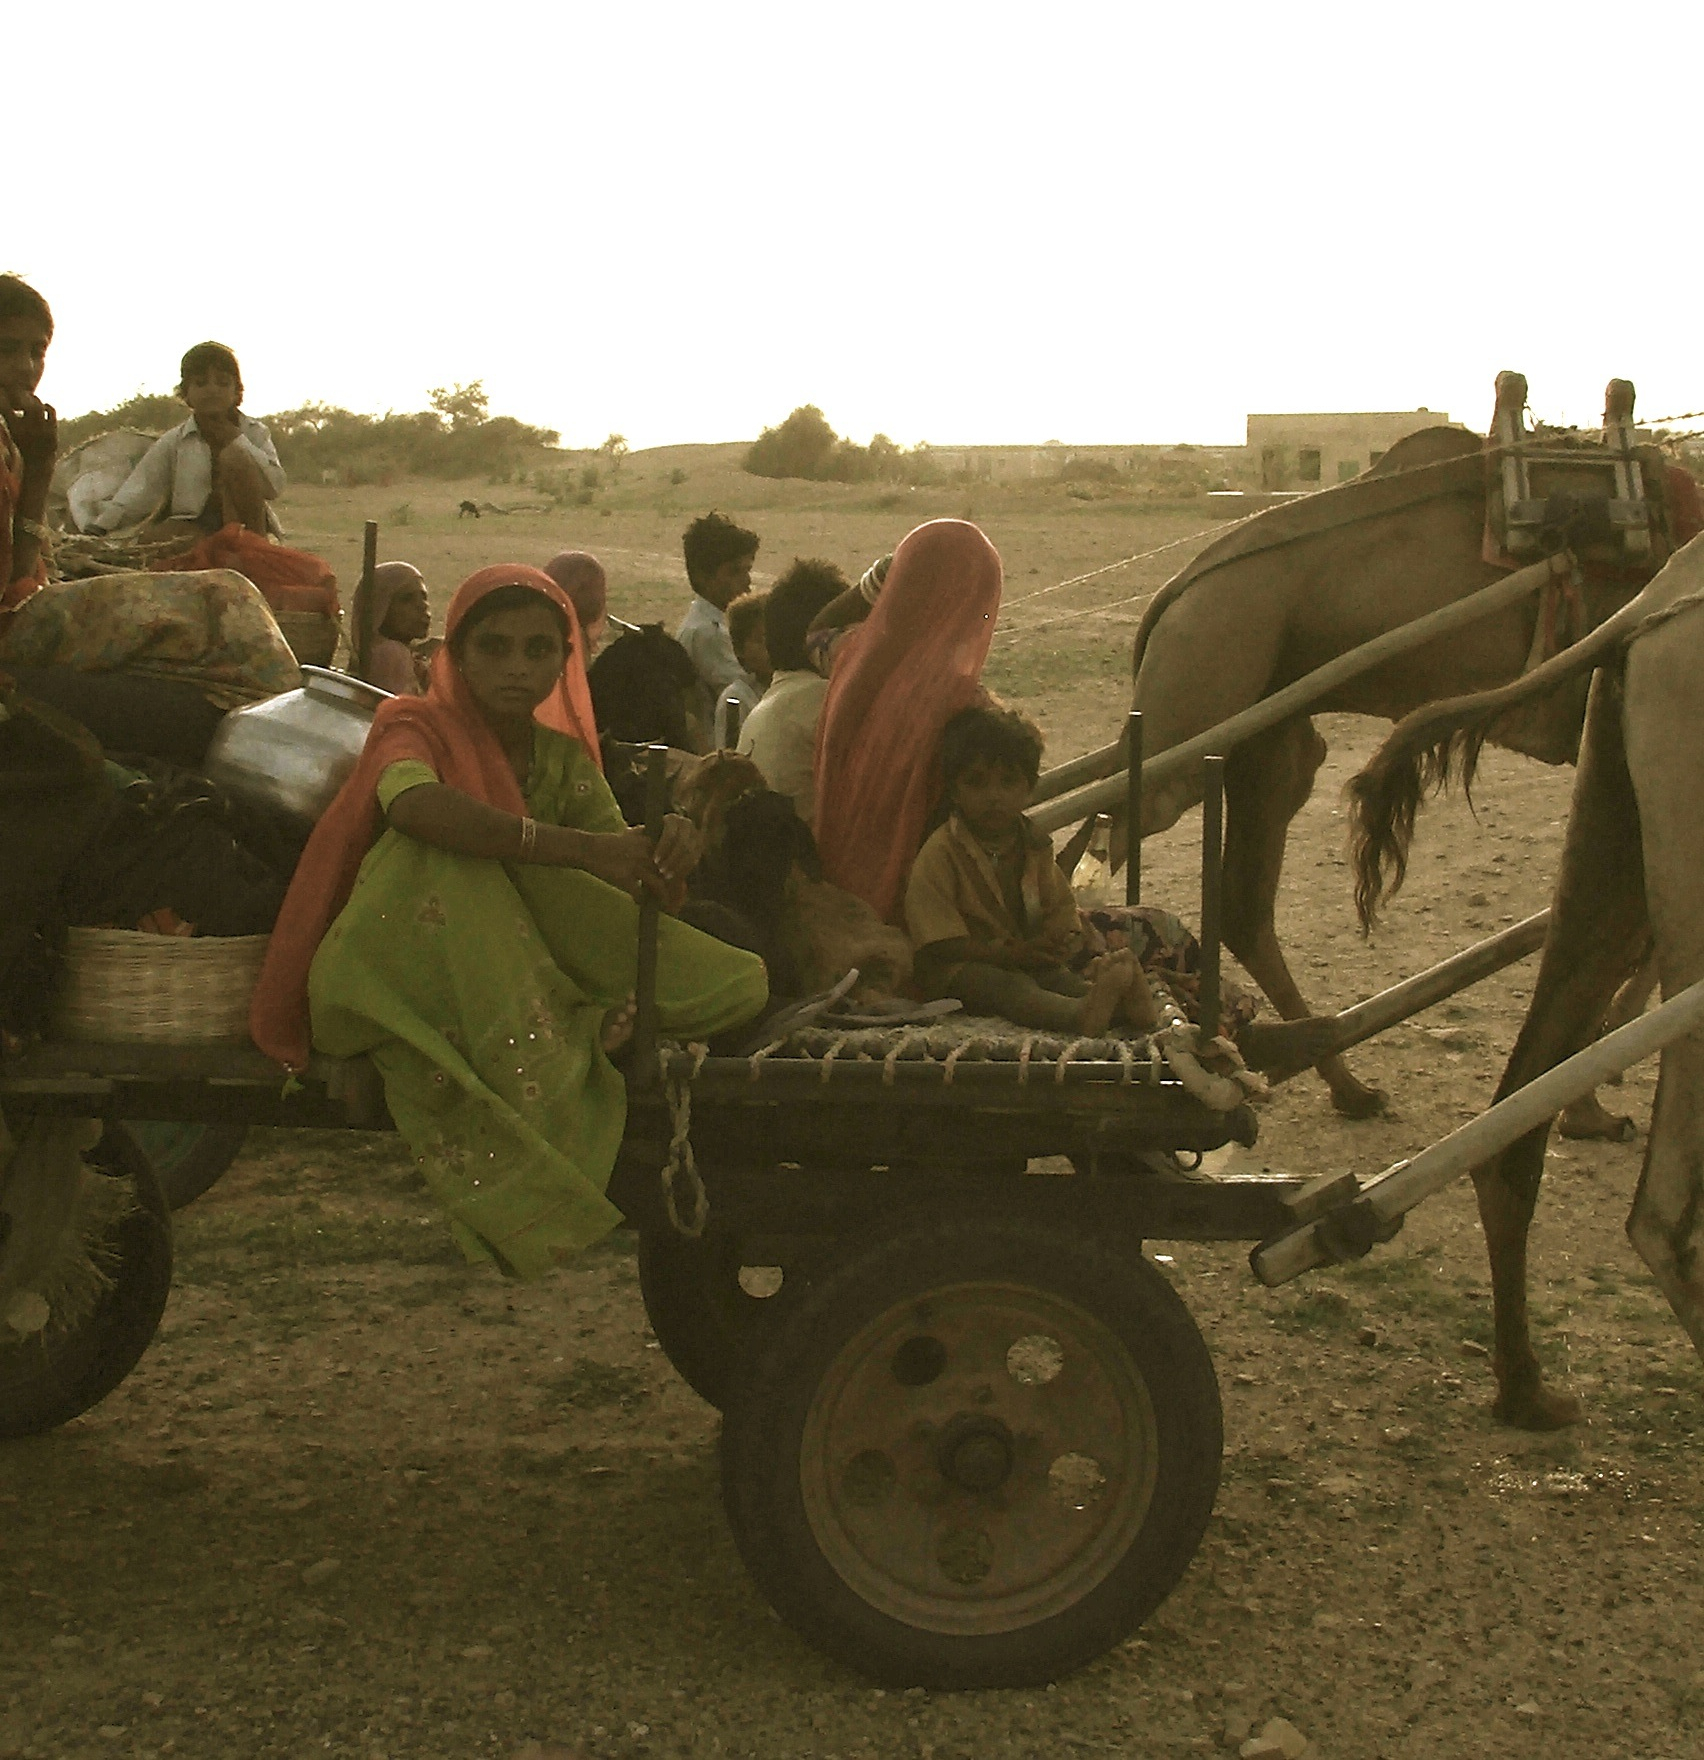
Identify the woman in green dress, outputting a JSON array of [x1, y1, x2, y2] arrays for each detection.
[[251, 565, 768, 1277]]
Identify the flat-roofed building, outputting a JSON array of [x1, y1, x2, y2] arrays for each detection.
[[1248, 409, 1463, 490]]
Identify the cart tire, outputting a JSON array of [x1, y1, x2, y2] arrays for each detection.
[[719, 1217, 1221, 1688], [0, 1124, 173, 1440], [637, 1227, 783, 1410], [124, 1121, 248, 1211]]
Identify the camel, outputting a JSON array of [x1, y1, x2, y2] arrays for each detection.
[[1117, 423, 1693, 1119], [1347, 531, 1704, 1428]]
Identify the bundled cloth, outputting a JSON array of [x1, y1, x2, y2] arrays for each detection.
[[60, 761, 299, 940], [0, 569, 299, 711], [153, 523, 340, 620]]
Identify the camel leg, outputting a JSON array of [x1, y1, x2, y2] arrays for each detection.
[[1556, 946, 1656, 1140], [1622, 628, 1704, 1355], [1220, 717, 1384, 1118], [1476, 669, 1648, 1429]]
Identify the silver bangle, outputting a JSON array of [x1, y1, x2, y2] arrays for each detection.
[[518, 816, 538, 861]]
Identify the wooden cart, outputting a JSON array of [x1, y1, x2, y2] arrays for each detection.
[[2, 743, 1621, 1690]]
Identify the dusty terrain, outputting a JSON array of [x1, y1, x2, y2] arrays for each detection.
[[5, 472, 1702, 1760]]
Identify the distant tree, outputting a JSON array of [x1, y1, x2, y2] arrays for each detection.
[[745, 406, 935, 485], [429, 381, 490, 431], [56, 390, 188, 453], [745, 404, 840, 480], [600, 433, 629, 479]]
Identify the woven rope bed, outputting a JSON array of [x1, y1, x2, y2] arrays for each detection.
[[751, 1015, 1165, 1086]]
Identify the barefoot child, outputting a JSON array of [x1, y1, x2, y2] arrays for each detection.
[[905, 705, 1154, 1036], [85, 341, 284, 540]]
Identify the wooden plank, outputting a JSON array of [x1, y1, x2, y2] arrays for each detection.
[[1030, 552, 1574, 836]]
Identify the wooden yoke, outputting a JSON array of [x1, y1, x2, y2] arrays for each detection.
[[628, 744, 670, 1091]]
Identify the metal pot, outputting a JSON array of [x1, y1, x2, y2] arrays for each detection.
[[203, 666, 391, 823]]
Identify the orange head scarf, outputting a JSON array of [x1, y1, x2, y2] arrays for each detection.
[[812, 519, 1002, 922], [250, 564, 601, 1069]]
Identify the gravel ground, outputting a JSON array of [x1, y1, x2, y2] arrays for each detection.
[[6, 481, 1702, 1758]]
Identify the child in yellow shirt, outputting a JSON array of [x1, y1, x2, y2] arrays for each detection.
[[904, 705, 1153, 1036]]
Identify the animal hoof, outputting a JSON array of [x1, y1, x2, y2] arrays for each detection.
[[1330, 1081, 1388, 1120], [1492, 1382, 1585, 1431], [1557, 1106, 1637, 1143]]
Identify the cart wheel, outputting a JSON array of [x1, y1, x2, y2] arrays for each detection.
[[719, 1218, 1221, 1688], [638, 1226, 785, 1410], [0, 1123, 173, 1440], [124, 1122, 248, 1211]]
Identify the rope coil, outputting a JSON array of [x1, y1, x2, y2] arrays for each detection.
[[662, 1043, 711, 1238]]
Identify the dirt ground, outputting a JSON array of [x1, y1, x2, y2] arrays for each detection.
[[5, 476, 1702, 1760]]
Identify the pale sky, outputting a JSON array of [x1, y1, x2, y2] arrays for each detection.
[[18, 1, 1704, 449]]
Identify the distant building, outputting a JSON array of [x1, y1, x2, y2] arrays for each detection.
[[916, 442, 1243, 484], [1247, 409, 1460, 491]]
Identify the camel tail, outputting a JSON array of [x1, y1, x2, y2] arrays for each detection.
[[1348, 595, 1647, 931], [1348, 706, 1495, 932]]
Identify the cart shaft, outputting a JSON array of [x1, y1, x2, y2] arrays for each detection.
[[1313, 910, 1550, 1061], [1251, 973, 1704, 1286]]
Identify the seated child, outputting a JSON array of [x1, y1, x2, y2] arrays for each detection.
[[738, 558, 846, 823], [716, 587, 770, 745], [905, 705, 1153, 1036], [352, 561, 433, 694], [85, 341, 284, 540], [542, 550, 609, 655]]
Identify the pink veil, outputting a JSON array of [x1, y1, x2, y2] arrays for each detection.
[[812, 519, 1002, 921]]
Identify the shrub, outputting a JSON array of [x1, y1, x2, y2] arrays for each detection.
[[745, 405, 840, 480], [744, 406, 934, 485]]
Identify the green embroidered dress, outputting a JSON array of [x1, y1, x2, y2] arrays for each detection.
[[307, 728, 766, 1276]]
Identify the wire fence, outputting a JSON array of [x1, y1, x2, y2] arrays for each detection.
[[993, 515, 1244, 645]]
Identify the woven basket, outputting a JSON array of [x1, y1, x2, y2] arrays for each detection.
[[276, 611, 341, 668], [55, 929, 271, 1046]]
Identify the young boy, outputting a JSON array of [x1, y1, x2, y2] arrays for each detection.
[[906, 705, 1152, 1036], [677, 510, 760, 726], [737, 558, 846, 822], [86, 341, 284, 540], [0, 274, 57, 612], [716, 587, 771, 746]]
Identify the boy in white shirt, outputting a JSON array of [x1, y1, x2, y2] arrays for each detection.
[[676, 510, 760, 725], [86, 341, 284, 540]]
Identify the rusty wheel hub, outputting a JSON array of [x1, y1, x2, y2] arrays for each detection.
[[798, 1279, 1159, 1637]]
